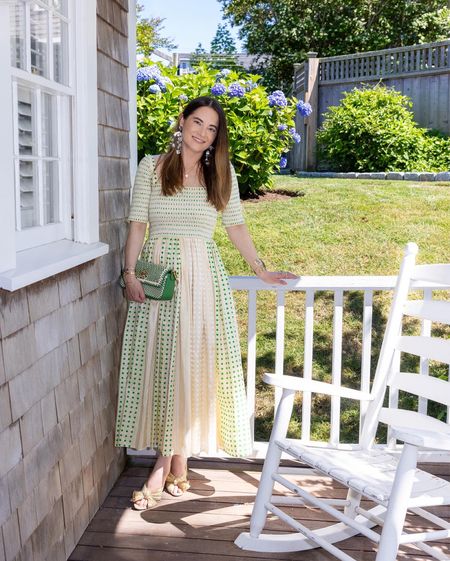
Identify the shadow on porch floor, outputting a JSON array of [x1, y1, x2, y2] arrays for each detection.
[[69, 457, 450, 561]]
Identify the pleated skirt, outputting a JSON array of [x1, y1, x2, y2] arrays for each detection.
[[114, 236, 252, 458]]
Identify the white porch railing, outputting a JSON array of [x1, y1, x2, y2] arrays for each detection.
[[229, 275, 449, 459], [128, 275, 449, 460]]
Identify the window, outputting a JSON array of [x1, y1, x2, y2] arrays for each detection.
[[10, 1, 72, 250], [0, 0, 108, 291]]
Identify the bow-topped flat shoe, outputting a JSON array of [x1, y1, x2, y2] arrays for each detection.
[[165, 470, 190, 497], [130, 484, 163, 511]]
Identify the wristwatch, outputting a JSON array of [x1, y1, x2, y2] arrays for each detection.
[[253, 257, 267, 275]]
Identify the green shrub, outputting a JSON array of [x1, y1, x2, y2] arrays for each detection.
[[136, 62, 308, 196], [316, 84, 450, 172], [422, 129, 450, 171]]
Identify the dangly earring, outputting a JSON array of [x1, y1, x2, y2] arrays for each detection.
[[204, 145, 214, 165], [172, 127, 183, 155]]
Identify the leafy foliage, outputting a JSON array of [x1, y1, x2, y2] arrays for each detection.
[[136, 2, 177, 57], [411, 8, 450, 44], [137, 62, 308, 196], [316, 85, 450, 172], [219, 0, 450, 90], [211, 23, 237, 54]]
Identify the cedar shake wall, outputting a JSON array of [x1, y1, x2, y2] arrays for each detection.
[[0, 1, 131, 560]]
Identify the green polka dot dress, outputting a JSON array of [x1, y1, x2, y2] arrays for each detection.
[[114, 155, 252, 457]]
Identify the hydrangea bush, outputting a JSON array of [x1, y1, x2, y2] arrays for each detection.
[[136, 62, 312, 196]]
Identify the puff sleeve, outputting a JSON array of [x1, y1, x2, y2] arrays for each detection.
[[221, 163, 245, 227], [127, 155, 154, 223]]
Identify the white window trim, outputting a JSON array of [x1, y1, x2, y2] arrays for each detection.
[[0, 1, 109, 291], [128, 0, 137, 184]]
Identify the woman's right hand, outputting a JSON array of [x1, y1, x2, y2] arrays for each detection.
[[124, 277, 146, 303]]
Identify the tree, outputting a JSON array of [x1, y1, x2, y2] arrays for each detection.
[[411, 7, 450, 44], [136, 2, 177, 57], [219, 0, 450, 90], [190, 43, 209, 67], [210, 23, 237, 54]]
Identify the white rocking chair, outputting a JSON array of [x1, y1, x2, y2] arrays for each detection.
[[236, 243, 450, 561]]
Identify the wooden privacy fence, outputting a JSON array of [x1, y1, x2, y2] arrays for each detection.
[[292, 40, 450, 171]]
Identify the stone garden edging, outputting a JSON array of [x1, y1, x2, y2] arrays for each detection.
[[294, 171, 450, 181]]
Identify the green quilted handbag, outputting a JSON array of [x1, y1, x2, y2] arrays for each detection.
[[120, 260, 177, 300]]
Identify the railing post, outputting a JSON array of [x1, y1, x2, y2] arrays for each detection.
[[304, 52, 319, 171], [247, 290, 257, 444]]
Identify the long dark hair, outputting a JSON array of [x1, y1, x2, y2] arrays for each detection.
[[157, 96, 232, 211]]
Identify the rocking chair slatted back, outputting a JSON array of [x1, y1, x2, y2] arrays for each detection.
[[396, 335, 450, 363], [389, 371, 450, 407], [412, 263, 450, 283], [378, 407, 450, 435], [361, 243, 450, 449], [404, 299, 450, 324]]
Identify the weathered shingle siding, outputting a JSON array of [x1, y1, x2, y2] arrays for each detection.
[[0, 2, 131, 560]]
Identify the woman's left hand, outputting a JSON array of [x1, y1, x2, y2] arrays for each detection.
[[257, 270, 298, 286]]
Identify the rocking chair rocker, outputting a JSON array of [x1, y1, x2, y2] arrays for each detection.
[[236, 242, 450, 561]]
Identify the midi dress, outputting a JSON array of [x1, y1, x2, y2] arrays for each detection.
[[114, 154, 253, 458]]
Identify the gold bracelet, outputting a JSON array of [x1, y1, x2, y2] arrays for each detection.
[[123, 268, 136, 285]]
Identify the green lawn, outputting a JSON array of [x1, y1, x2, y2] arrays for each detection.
[[214, 176, 450, 442]]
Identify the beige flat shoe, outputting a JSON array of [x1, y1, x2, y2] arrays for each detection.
[[165, 470, 190, 497], [130, 484, 163, 511]]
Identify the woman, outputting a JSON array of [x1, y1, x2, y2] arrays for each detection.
[[115, 96, 296, 510]]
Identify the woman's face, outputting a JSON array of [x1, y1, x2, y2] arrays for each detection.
[[180, 106, 219, 155]]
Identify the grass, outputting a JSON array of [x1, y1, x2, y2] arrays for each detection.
[[213, 176, 450, 443]]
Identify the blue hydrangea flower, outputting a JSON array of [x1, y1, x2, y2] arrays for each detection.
[[280, 156, 288, 169], [228, 82, 245, 98], [278, 124, 288, 131], [211, 83, 227, 96], [289, 127, 296, 135], [137, 67, 152, 82], [268, 90, 287, 107], [159, 75, 172, 86], [148, 84, 162, 94], [296, 99, 313, 117], [179, 94, 188, 102], [216, 68, 231, 80], [137, 65, 161, 82], [245, 80, 257, 92], [292, 132, 301, 143], [155, 80, 166, 92], [154, 75, 172, 93]]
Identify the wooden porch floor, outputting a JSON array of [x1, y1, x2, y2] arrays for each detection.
[[69, 457, 450, 561]]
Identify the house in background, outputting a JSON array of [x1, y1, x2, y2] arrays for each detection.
[[148, 48, 172, 66], [173, 51, 266, 74], [0, 1, 137, 559]]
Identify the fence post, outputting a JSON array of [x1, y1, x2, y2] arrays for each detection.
[[304, 52, 319, 171], [292, 63, 305, 170]]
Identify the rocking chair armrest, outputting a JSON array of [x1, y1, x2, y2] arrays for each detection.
[[263, 373, 373, 401], [392, 426, 450, 451]]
